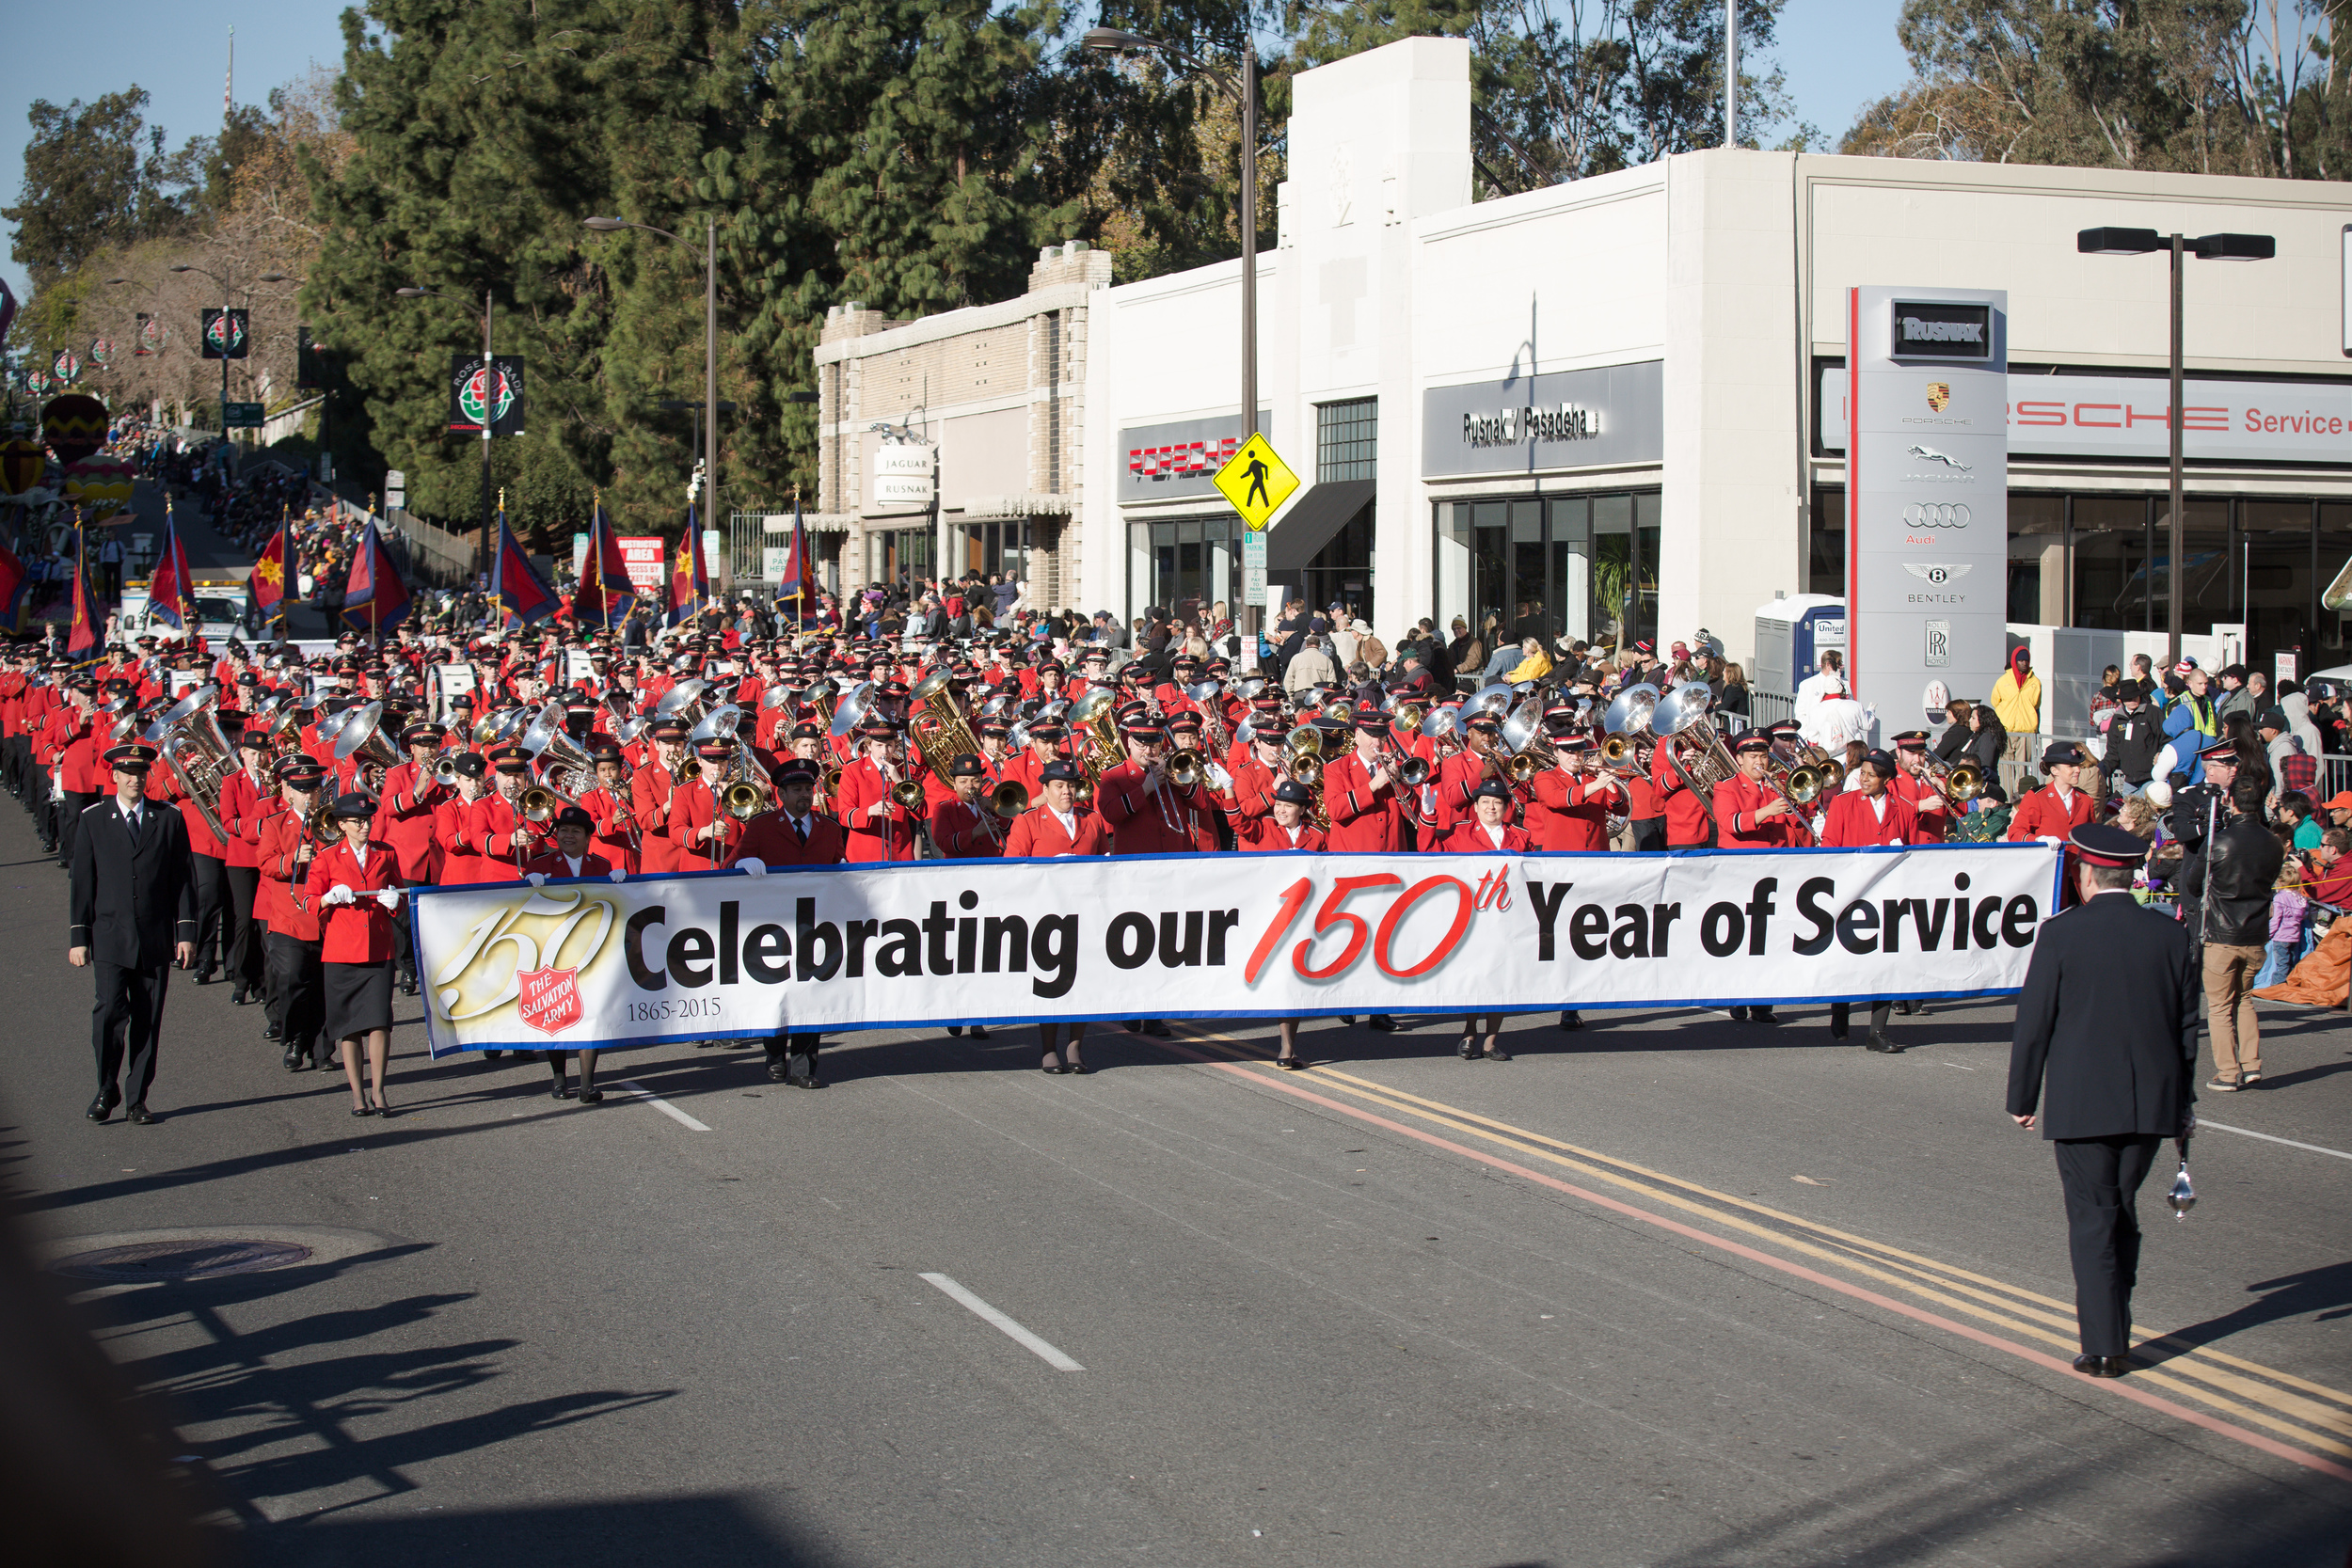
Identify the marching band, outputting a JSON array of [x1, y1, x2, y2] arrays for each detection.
[[13, 619, 2006, 1109]]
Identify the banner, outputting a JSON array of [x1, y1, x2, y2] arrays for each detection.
[[447, 354, 525, 436], [201, 308, 249, 359], [412, 844, 2061, 1057]]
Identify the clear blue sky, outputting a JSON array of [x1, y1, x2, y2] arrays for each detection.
[[2, 0, 1915, 305]]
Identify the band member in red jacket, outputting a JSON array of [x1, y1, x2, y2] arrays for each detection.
[[929, 753, 1008, 859], [1243, 778, 1326, 1067], [521, 805, 618, 1101], [216, 729, 278, 1006], [728, 762, 847, 1087], [1817, 748, 1918, 1052], [835, 718, 920, 862], [466, 745, 548, 883], [1322, 705, 1411, 853], [1095, 720, 1209, 858], [1887, 731, 1950, 843], [1003, 759, 1104, 1071], [630, 718, 692, 875], [1649, 721, 1715, 849], [258, 757, 327, 1070], [667, 736, 739, 872], [578, 739, 639, 873], [1527, 736, 1620, 851], [1440, 781, 1527, 1061], [2010, 740, 2097, 901], [307, 793, 405, 1117]]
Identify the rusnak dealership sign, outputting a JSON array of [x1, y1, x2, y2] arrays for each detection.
[[1422, 359, 1663, 478], [1847, 287, 2010, 735], [1820, 368, 2352, 465]]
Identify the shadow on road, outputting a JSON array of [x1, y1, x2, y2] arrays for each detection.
[[231, 1491, 840, 1568]]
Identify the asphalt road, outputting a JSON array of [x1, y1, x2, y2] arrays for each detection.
[[2, 795, 2347, 1566]]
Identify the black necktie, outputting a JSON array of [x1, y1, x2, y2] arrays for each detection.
[[793, 817, 808, 846]]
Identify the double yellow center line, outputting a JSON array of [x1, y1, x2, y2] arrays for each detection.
[[1163, 1027, 2352, 1485]]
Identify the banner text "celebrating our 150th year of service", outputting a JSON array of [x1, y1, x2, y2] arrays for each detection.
[[410, 846, 2062, 1055]]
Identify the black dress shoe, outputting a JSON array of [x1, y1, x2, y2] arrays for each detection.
[[1457, 1037, 1481, 1060], [230, 988, 251, 1006], [1041, 1062, 1069, 1075], [551, 1082, 573, 1100], [1728, 1006, 1750, 1022], [263, 1021, 282, 1040], [1750, 1007, 1778, 1025], [351, 1103, 373, 1117], [126, 1104, 154, 1125], [85, 1095, 110, 1123], [1866, 1030, 1901, 1053], [946, 1024, 964, 1037], [1276, 1056, 1306, 1069], [786, 1072, 821, 1089], [195, 968, 216, 985], [1558, 1010, 1582, 1031], [1066, 1062, 1091, 1075], [969, 1024, 989, 1040], [1123, 1020, 1144, 1034], [578, 1088, 603, 1104], [1367, 1015, 1396, 1032], [484, 1050, 505, 1061], [1486, 1044, 1512, 1062], [1141, 1021, 1171, 1037], [2073, 1354, 2130, 1378], [283, 1048, 305, 1070], [398, 977, 418, 996], [765, 1057, 788, 1082]]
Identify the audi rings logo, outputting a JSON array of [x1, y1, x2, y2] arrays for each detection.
[[1902, 502, 1971, 530]]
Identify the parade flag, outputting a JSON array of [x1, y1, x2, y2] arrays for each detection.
[[0, 537, 26, 629], [341, 521, 412, 637], [146, 502, 197, 630], [249, 512, 292, 625], [490, 508, 559, 626], [66, 526, 98, 658], [667, 504, 709, 627], [571, 497, 636, 628], [777, 497, 817, 627]]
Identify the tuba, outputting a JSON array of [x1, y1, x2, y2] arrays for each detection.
[[145, 686, 237, 844], [1068, 688, 1126, 784], [907, 667, 982, 780], [1498, 698, 1557, 785], [653, 677, 712, 737], [520, 699, 599, 800], [332, 700, 404, 787], [1651, 682, 1740, 830], [1599, 683, 1661, 777]]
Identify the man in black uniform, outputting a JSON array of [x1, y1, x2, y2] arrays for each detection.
[[2007, 823, 2198, 1376], [68, 743, 198, 1124]]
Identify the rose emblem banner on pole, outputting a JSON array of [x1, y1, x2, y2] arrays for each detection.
[[409, 846, 2061, 1057]]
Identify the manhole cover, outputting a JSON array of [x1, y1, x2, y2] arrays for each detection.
[[52, 1239, 315, 1282]]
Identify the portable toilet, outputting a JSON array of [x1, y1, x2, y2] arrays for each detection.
[[1753, 594, 1846, 695]]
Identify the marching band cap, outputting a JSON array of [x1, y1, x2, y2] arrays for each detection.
[[1272, 778, 1312, 805], [650, 717, 691, 740], [1168, 711, 1202, 732], [1027, 721, 1067, 741], [877, 679, 912, 700], [695, 737, 736, 761], [1040, 759, 1082, 784], [774, 760, 818, 786], [1464, 710, 1502, 731], [329, 792, 376, 819], [1353, 703, 1388, 730], [2041, 740, 2081, 768], [551, 804, 595, 831], [488, 744, 533, 770], [2069, 823, 2147, 868], [1891, 729, 1930, 747], [400, 722, 445, 747], [103, 743, 157, 772], [586, 737, 625, 762], [449, 752, 488, 780], [788, 721, 824, 740], [1126, 721, 1168, 743], [1733, 733, 1772, 754], [237, 729, 271, 751], [1554, 733, 1592, 752], [1863, 748, 1898, 775], [276, 755, 326, 784], [2198, 737, 2240, 762], [947, 752, 984, 777], [856, 716, 899, 740], [1470, 780, 1513, 802], [977, 720, 1010, 736]]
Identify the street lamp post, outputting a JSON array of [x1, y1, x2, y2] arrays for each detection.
[[395, 284, 496, 580], [1084, 26, 1260, 651], [170, 263, 298, 448], [2076, 227, 2275, 665], [584, 216, 721, 571]]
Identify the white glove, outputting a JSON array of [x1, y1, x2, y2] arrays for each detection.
[[608, 868, 628, 883], [321, 883, 354, 906], [738, 858, 767, 878], [526, 872, 547, 887], [2039, 835, 2063, 847], [373, 888, 400, 909]]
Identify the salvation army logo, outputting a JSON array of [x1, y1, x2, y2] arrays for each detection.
[[1925, 381, 1950, 413], [205, 312, 245, 354], [458, 365, 516, 427], [515, 964, 583, 1036]]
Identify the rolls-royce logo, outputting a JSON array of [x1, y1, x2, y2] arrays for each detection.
[[1926, 382, 1950, 412], [1905, 444, 1971, 472], [1903, 562, 1973, 586], [1901, 503, 1971, 529]]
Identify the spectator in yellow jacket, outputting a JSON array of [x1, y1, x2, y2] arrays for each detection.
[[1503, 636, 1552, 684], [1991, 646, 2042, 733]]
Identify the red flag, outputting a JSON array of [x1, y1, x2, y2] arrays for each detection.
[[250, 512, 291, 624], [668, 504, 708, 627], [66, 529, 98, 658], [147, 505, 197, 630], [341, 523, 412, 637], [777, 498, 817, 627], [571, 498, 637, 627], [490, 510, 559, 626]]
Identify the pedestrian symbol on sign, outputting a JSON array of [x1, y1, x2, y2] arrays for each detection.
[[1212, 434, 1299, 531]]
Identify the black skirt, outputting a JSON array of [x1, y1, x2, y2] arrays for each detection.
[[323, 961, 393, 1043]]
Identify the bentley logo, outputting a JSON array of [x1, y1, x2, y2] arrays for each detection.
[[1926, 382, 1950, 412], [1903, 562, 1973, 586], [1905, 444, 1971, 471]]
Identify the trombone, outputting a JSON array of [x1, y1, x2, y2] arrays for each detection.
[[1921, 755, 1983, 809]]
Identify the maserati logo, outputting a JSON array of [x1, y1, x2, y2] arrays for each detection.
[[1926, 382, 1950, 413], [515, 964, 582, 1036], [1905, 444, 1970, 471], [1902, 503, 1972, 529], [1903, 562, 1973, 586]]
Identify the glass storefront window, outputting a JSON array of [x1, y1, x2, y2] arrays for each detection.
[[1435, 488, 1651, 660], [1129, 514, 1240, 631]]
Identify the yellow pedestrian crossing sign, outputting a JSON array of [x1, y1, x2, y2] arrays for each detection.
[[1213, 434, 1298, 531]]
